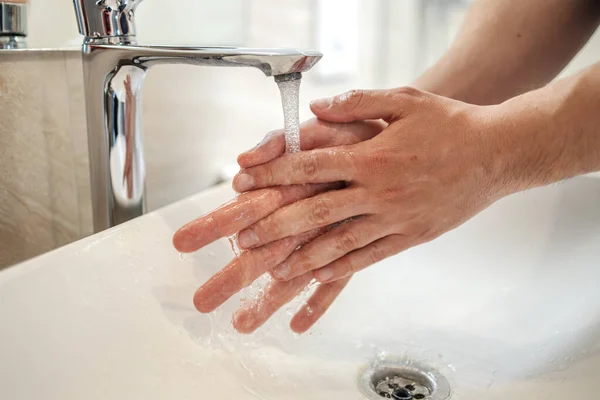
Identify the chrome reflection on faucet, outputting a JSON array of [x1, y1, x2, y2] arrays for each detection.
[[72, 0, 322, 232], [110, 68, 145, 208]]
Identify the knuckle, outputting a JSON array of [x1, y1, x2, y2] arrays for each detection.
[[266, 165, 276, 185], [290, 253, 311, 275], [338, 257, 356, 276], [239, 254, 260, 281], [308, 198, 332, 226], [337, 89, 365, 113], [338, 149, 359, 179], [257, 164, 275, 186], [368, 242, 389, 265], [272, 187, 286, 208], [256, 244, 278, 268], [237, 264, 254, 287], [336, 230, 361, 253], [257, 217, 279, 239], [300, 154, 320, 180], [393, 86, 422, 99]]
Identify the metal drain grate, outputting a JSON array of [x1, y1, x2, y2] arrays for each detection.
[[358, 358, 451, 400]]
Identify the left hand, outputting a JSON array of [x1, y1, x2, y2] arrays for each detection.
[[173, 118, 384, 333]]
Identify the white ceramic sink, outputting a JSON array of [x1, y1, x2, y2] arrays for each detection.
[[1, 177, 600, 399]]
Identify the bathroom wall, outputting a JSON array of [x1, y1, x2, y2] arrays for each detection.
[[0, 51, 87, 267], [1, 0, 600, 268], [26, 0, 247, 48]]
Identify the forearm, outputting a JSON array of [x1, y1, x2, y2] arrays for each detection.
[[492, 62, 600, 195], [413, 0, 600, 105]]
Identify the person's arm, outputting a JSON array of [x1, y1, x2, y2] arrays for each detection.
[[413, 0, 600, 105], [493, 61, 600, 194]]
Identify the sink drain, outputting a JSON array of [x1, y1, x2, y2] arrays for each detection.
[[358, 358, 451, 400]]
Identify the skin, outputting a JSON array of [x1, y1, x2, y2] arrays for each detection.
[[414, 0, 600, 104], [174, 119, 384, 333], [230, 63, 600, 283], [173, 0, 600, 333]]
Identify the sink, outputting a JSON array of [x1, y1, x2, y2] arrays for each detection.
[[1, 177, 600, 399]]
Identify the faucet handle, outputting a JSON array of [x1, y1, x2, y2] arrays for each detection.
[[73, 0, 143, 41]]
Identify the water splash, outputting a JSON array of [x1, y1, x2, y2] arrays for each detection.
[[240, 273, 273, 309], [285, 278, 320, 318]]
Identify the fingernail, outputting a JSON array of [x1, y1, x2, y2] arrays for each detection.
[[272, 262, 291, 280], [310, 97, 333, 110], [238, 229, 259, 248], [234, 173, 255, 192], [245, 138, 267, 154], [314, 266, 334, 282]]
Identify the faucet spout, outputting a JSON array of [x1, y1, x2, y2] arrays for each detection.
[[89, 44, 322, 76], [80, 43, 322, 232]]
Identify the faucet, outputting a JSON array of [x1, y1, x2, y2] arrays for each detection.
[[72, 0, 322, 232], [0, 1, 27, 49]]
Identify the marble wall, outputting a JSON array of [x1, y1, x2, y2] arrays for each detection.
[[0, 51, 89, 268]]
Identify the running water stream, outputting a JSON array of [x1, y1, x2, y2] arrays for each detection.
[[276, 74, 302, 154]]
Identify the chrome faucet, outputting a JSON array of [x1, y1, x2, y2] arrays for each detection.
[[0, 1, 27, 49], [72, 0, 322, 232]]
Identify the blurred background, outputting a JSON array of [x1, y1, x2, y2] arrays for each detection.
[[1, 0, 600, 267], [24, 0, 600, 207]]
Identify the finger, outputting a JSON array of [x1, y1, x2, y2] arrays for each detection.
[[233, 148, 358, 192], [312, 234, 415, 283], [237, 119, 384, 168], [232, 273, 313, 334], [237, 187, 370, 250], [270, 216, 387, 281], [173, 183, 338, 253], [290, 276, 351, 334], [193, 228, 325, 313], [310, 87, 422, 123]]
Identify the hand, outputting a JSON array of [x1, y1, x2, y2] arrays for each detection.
[[231, 87, 504, 285], [172, 118, 385, 333]]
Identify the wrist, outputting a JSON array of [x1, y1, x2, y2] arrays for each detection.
[[463, 105, 519, 201], [483, 95, 563, 197]]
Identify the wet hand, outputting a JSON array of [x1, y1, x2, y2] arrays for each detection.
[[173, 118, 384, 333], [232, 87, 504, 285]]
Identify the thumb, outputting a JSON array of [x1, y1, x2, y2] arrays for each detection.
[[310, 87, 419, 123]]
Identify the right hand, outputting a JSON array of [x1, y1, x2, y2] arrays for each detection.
[[173, 118, 385, 333]]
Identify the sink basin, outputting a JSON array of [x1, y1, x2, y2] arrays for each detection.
[[1, 177, 600, 399]]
